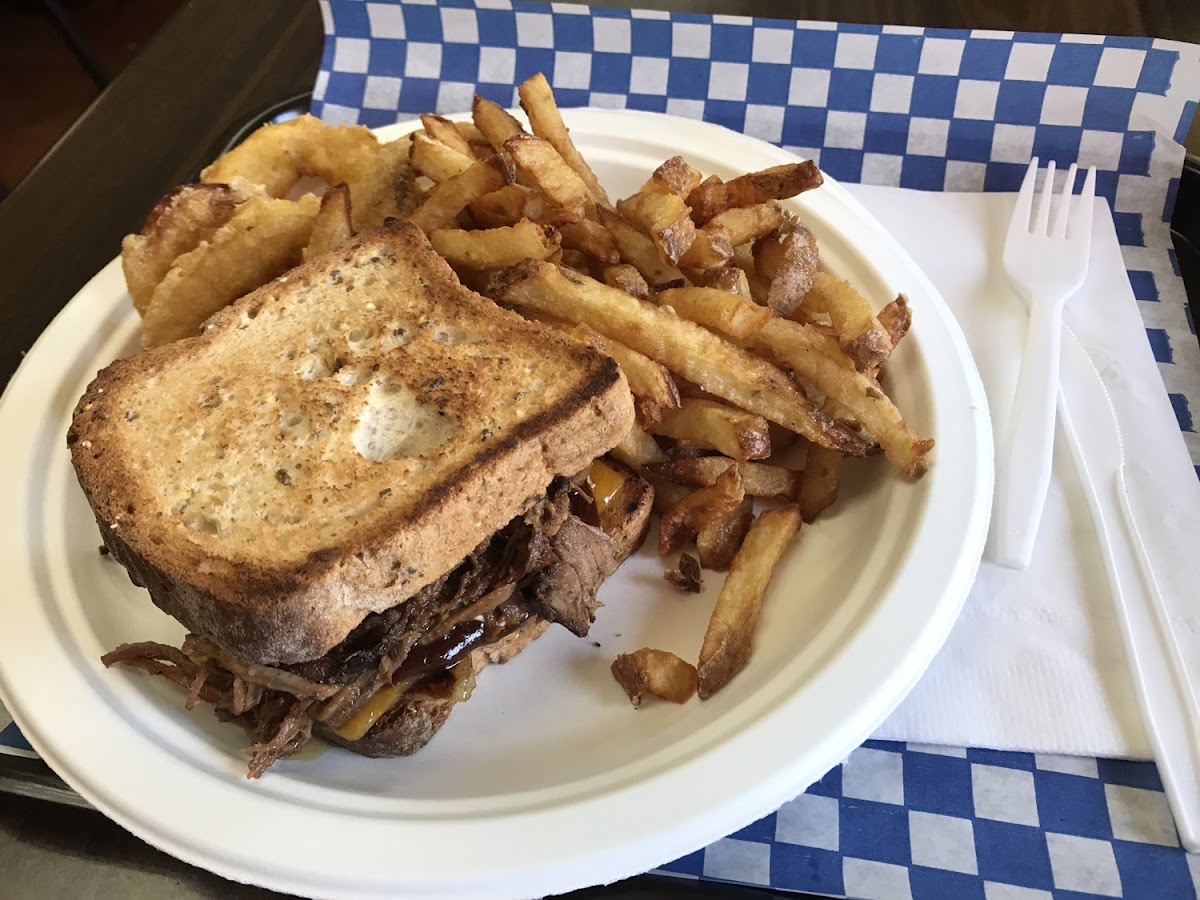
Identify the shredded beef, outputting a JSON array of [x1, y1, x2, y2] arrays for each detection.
[[103, 479, 623, 777], [525, 515, 622, 636]]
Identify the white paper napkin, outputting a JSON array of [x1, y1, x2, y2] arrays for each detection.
[[845, 184, 1200, 760]]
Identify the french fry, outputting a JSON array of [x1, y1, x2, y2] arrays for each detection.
[[647, 457, 801, 500], [602, 264, 651, 301], [803, 271, 893, 372], [611, 649, 698, 706], [878, 294, 912, 347], [302, 182, 353, 262], [658, 466, 745, 555], [697, 496, 754, 571], [754, 224, 819, 316], [419, 114, 474, 158], [503, 133, 593, 213], [640, 155, 704, 197], [593, 207, 685, 284], [408, 156, 514, 233], [705, 203, 785, 247], [780, 333, 926, 471], [647, 474, 692, 514], [697, 505, 802, 698], [658, 286, 771, 340], [472, 96, 527, 152], [798, 441, 844, 522], [572, 324, 680, 410], [452, 119, 490, 148], [489, 261, 869, 454], [411, 131, 476, 183], [610, 422, 668, 469], [650, 398, 770, 461], [676, 226, 733, 271], [468, 184, 581, 229], [429, 220, 560, 269], [696, 265, 751, 298], [687, 161, 823, 224], [616, 192, 697, 266], [559, 220, 620, 265], [676, 289, 930, 475], [518, 72, 611, 207]]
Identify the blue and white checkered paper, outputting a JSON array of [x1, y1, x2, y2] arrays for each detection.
[[309, 1, 1200, 895]]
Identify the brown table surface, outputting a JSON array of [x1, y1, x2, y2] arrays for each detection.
[[0, 1, 1196, 898]]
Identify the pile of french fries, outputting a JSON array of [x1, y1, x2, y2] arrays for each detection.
[[401, 73, 934, 704]]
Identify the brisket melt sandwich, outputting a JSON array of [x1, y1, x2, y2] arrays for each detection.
[[69, 220, 651, 776]]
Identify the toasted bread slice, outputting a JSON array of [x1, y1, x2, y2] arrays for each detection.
[[70, 221, 635, 666]]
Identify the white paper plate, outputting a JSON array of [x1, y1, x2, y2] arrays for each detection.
[[0, 109, 991, 899]]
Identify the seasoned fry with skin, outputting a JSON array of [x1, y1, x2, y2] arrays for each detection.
[[602, 264, 651, 301], [651, 399, 771, 461], [559, 220, 621, 265], [696, 265, 752, 298], [878, 294, 912, 346], [676, 226, 734, 272], [697, 496, 754, 570], [489, 261, 870, 454], [658, 285, 930, 475], [616, 192, 697, 266], [658, 466, 745, 555], [419, 114, 474, 157], [755, 224, 819, 316], [705, 203, 785, 247], [411, 131, 476, 183], [641, 156, 705, 197], [468, 184, 581, 229], [504, 133, 593, 213], [596, 207, 686, 284], [687, 161, 823, 225], [799, 441, 844, 523], [697, 505, 802, 698], [429, 220, 560, 269], [452, 120, 489, 145], [302, 182, 353, 262], [658, 286, 772, 340], [610, 422, 669, 469], [408, 156, 514, 233], [647, 457, 801, 500], [612, 649, 698, 706], [572, 324, 680, 410], [472, 96, 527, 152], [518, 72, 611, 207], [351, 135, 418, 227], [802, 271, 894, 371]]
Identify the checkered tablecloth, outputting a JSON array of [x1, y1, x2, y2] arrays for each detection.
[[5, 1, 1198, 897]]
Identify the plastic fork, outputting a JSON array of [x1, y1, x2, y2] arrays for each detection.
[[990, 158, 1097, 569]]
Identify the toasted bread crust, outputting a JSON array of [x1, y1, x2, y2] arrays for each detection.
[[71, 221, 634, 665]]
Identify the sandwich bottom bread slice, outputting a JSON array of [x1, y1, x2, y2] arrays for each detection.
[[71, 219, 651, 776]]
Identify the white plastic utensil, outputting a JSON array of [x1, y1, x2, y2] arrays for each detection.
[[991, 159, 1097, 569], [1059, 330, 1200, 852]]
